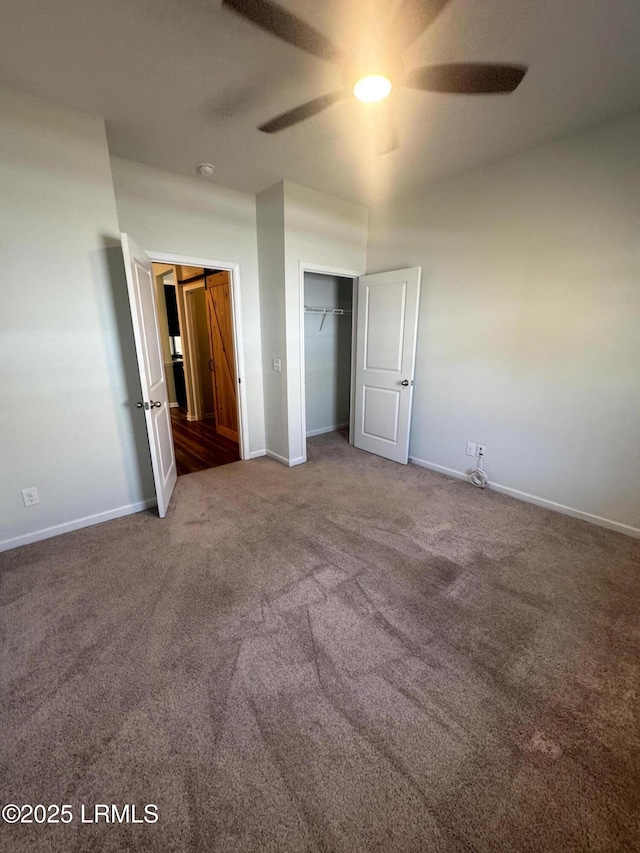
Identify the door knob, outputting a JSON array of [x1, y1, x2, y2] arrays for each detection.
[[136, 402, 144, 408], [150, 400, 162, 408], [400, 379, 410, 386]]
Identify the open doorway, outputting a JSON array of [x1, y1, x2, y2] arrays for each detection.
[[302, 271, 355, 456], [152, 262, 240, 475]]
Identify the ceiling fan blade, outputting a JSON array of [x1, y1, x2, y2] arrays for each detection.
[[405, 63, 527, 94], [222, 0, 345, 63], [258, 91, 346, 133], [387, 0, 452, 50]]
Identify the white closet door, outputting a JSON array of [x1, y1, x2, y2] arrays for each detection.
[[353, 267, 421, 464]]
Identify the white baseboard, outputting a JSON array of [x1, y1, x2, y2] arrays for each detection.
[[169, 402, 179, 408], [265, 450, 290, 466], [247, 449, 266, 460], [0, 498, 158, 554], [410, 458, 467, 481], [306, 423, 349, 438], [265, 450, 305, 467], [409, 456, 640, 539]]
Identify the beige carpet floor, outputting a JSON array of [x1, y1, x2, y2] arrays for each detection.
[[1, 431, 639, 852]]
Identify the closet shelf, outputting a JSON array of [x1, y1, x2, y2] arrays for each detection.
[[304, 306, 352, 314], [304, 305, 353, 331]]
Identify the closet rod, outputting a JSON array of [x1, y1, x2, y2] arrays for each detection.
[[304, 307, 352, 314], [304, 306, 352, 331]]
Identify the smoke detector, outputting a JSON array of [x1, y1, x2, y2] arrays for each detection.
[[196, 162, 216, 177]]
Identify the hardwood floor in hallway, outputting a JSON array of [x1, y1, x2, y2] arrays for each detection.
[[170, 408, 240, 475]]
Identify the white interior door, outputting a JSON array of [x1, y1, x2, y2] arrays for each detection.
[[353, 267, 421, 464], [121, 233, 177, 517]]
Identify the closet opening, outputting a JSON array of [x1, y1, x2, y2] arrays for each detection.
[[152, 262, 240, 475], [302, 271, 356, 457]]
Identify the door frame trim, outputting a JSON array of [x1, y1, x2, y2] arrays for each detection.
[[297, 261, 363, 465], [148, 251, 249, 461]]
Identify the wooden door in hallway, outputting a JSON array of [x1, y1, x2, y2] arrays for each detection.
[[205, 270, 239, 443]]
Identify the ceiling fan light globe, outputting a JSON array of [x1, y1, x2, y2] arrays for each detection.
[[353, 74, 392, 103]]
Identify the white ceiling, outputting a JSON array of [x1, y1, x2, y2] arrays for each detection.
[[1, 0, 640, 204]]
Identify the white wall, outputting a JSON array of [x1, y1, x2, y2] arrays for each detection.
[[256, 182, 288, 462], [255, 180, 367, 464], [0, 87, 155, 551], [367, 113, 640, 535], [304, 274, 353, 436], [283, 181, 368, 463], [110, 157, 265, 455]]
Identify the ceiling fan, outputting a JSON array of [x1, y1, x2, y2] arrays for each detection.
[[222, 0, 527, 152]]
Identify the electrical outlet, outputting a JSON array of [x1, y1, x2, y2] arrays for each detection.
[[272, 358, 281, 372], [477, 445, 486, 457], [22, 487, 40, 507], [466, 442, 476, 457]]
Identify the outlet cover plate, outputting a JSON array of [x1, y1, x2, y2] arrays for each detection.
[[22, 487, 40, 507]]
